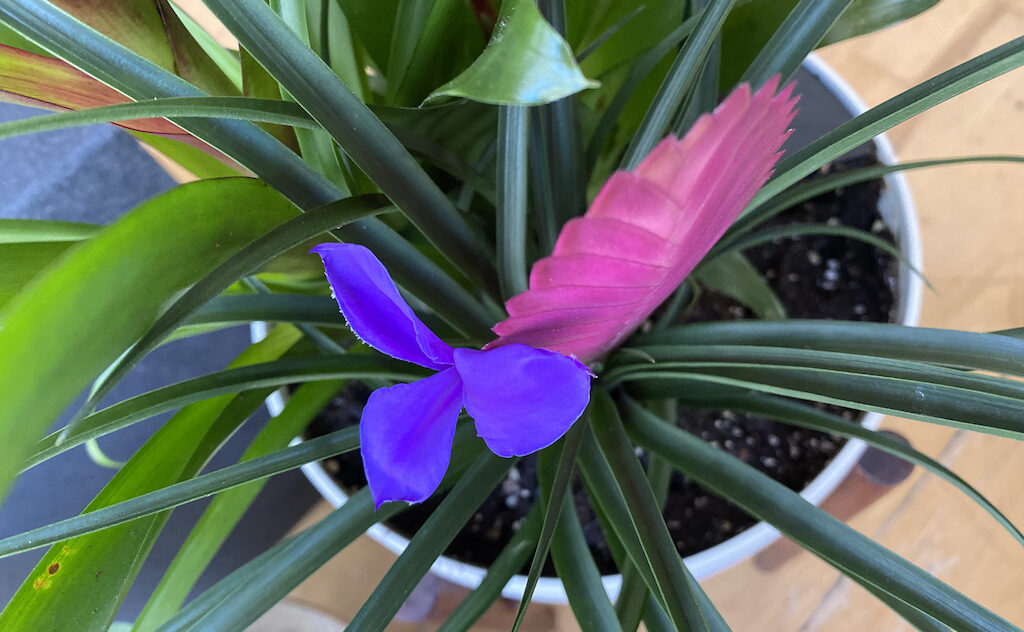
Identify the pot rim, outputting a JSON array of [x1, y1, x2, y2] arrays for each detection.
[[257, 52, 924, 605]]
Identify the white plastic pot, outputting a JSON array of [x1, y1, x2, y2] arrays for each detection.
[[256, 53, 923, 605]]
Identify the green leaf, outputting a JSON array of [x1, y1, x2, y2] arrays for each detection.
[[0, 96, 320, 140], [240, 45, 301, 150], [386, 0, 484, 106], [275, 0, 353, 191], [200, 0, 498, 293], [730, 155, 1024, 239], [694, 251, 787, 320], [622, 0, 736, 169], [126, 130, 243, 179], [634, 320, 1024, 378], [0, 423, 358, 560], [609, 343, 1024, 437], [0, 44, 181, 136], [509, 422, 585, 632], [184, 294, 344, 330], [160, 427, 484, 630], [623, 399, 1021, 632], [154, 0, 239, 96], [739, 0, 852, 87], [821, 0, 940, 47], [711, 222, 927, 286], [0, 241, 76, 312], [583, 15, 698, 172], [49, 0, 176, 71], [0, 179, 301, 503], [497, 104, 530, 298], [576, 435, 677, 632], [0, 218, 98, 243], [682, 391, 1024, 548], [535, 428, 620, 632], [535, 0, 587, 229], [343, 453, 511, 631], [373, 100, 498, 201], [588, 390, 729, 631], [528, 106, 559, 251], [576, 428, 661, 598], [427, 0, 598, 106], [132, 380, 345, 631], [0, 327, 300, 631], [159, 488, 403, 631], [0, 0, 496, 339], [51, 0, 237, 95], [306, 0, 366, 99], [25, 355, 425, 471], [166, 0, 243, 91], [437, 504, 542, 632], [333, 0, 399, 71], [749, 36, 1024, 213], [69, 194, 388, 433]]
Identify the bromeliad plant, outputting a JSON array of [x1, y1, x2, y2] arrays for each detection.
[[1, 0, 1024, 630]]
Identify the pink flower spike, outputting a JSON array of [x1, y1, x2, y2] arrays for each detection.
[[488, 78, 799, 363]]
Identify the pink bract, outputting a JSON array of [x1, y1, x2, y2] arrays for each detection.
[[487, 77, 799, 363]]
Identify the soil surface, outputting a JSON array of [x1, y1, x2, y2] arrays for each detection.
[[305, 152, 899, 575]]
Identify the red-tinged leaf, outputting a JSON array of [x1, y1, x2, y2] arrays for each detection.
[[0, 45, 241, 169], [50, 0, 238, 96], [489, 78, 799, 363], [53, 0, 176, 71], [155, 0, 238, 96], [0, 44, 182, 135]]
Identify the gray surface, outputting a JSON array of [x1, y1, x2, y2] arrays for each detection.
[[0, 103, 320, 620]]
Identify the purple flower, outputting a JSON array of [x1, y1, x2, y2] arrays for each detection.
[[312, 243, 592, 508]]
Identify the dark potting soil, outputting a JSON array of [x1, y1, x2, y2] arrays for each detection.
[[304, 152, 899, 576]]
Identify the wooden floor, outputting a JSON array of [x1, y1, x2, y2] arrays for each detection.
[[176, 0, 1024, 629]]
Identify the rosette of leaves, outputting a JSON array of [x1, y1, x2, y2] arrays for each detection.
[[1, 1, 1023, 631]]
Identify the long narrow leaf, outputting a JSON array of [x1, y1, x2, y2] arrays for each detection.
[[0, 96, 322, 138], [345, 453, 511, 631], [584, 16, 698, 172], [0, 179, 300, 503], [184, 294, 345, 330], [0, 0, 497, 339], [680, 391, 1024, 547], [536, 427, 620, 632], [748, 36, 1024, 212], [0, 328, 299, 631], [200, 0, 497, 292], [624, 400, 1021, 632], [626, 366, 1024, 441], [622, 0, 736, 169], [437, 504, 542, 632], [633, 320, 1024, 378], [511, 421, 586, 632], [496, 104, 530, 298], [589, 390, 729, 631], [25, 355, 424, 471], [0, 427, 358, 559], [65, 188, 388, 436], [157, 488, 402, 632], [729, 155, 1024, 238], [132, 380, 344, 631], [740, 0, 852, 87], [708, 222, 926, 285]]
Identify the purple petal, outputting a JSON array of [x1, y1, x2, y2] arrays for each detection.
[[454, 345, 591, 457], [360, 368, 464, 508], [312, 243, 453, 369]]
